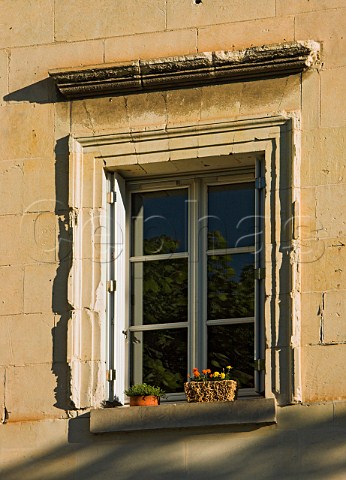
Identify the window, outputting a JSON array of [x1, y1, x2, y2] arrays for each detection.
[[109, 166, 265, 401], [68, 116, 299, 408]]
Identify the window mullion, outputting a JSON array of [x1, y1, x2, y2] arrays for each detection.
[[188, 180, 198, 375], [199, 179, 208, 370], [255, 158, 265, 393]]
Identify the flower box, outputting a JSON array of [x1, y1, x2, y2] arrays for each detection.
[[184, 380, 238, 403]]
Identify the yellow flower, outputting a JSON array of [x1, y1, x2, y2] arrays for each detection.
[[213, 371, 220, 378], [226, 365, 232, 370], [220, 372, 226, 379]]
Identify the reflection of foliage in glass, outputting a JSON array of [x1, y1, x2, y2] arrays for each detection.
[[142, 237, 188, 325], [207, 231, 254, 320], [134, 231, 255, 392], [138, 236, 188, 392], [143, 329, 187, 393], [208, 324, 254, 388], [144, 234, 181, 255]]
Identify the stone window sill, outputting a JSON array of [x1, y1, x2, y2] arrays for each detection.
[[90, 398, 276, 433]]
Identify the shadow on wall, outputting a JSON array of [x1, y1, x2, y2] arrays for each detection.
[[4, 75, 76, 411], [0, 411, 346, 480], [51, 136, 74, 410], [3, 78, 61, 104]]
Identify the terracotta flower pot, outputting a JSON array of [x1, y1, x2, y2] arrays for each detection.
[[129, 395, 160, 406]]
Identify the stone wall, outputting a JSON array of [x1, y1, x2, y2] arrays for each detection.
[[1, 1, 346, 478]]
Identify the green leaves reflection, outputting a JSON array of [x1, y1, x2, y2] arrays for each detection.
[[208, 323, 255, 388], [207, 231, 254, 320], [142, 329, 187, 393]]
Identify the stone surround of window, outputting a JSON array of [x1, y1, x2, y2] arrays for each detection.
[[68, 114, 301, 410]]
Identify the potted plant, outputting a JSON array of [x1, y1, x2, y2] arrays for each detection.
[[184, 366, 238, 402], [124, 383, 166, 406]]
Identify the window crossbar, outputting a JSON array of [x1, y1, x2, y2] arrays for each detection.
[[130, 252, 188, 263], [129, 321, 188, 332], [206, 246, 255, 256], [206, 317, 254, 326]]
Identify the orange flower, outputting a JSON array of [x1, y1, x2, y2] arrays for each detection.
[[202, 369, 208, 375], [193, 367, 198, 372], [193, 370, 201, 377], [206, 369, 211, 374]]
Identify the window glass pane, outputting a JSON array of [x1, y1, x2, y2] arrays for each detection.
[[208, 183, 255, 249], [130, 328, 187, 393], [207, 253, 254, 320], [208, 323, 254, 388], [132, 189, 188, 256], [131, 258, 188, 325]]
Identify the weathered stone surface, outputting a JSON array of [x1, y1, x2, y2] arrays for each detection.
[[321, 67, 346, 127], [90, 398, 276, 433], [277, 0, 346, 15], [71, 97, 129, 136], [24, 264, 57, 314], [323, 290, 346, 343], [186, 428, 298, 479], [20, 212, 57, 265], [9, 40, 104, 96], [0, 50, 8, 105], [301, 292, 322, 346], [316, 185, 346, 238], [300, 187, 317, 241], [55, 0, 166, 42], [50, 43, 318, 99], [301, 240, 346, 292], [166, 0, 276, 30], [0, 104, 54, 161], [5, 364, 64, 421], [277, 402, 334, 428], [0, 215, 23, 266], [296, 8, 346, 68], [302, 345, 346, 402], [239, 74, 301, 116], [0, 314, 54, 366], [125, 91, 167, 128], [105, 29, 197, 64], [23, 159, 56, 214], [75, 430, 186, 480], [0, 266, 23, 316], [200, 82, 243, 121], [0, 366, 5, 418], [0, 417, 67, 449], [0, 0, 53, 49], [301, 127, 346, 186], [334, 400, 346, 425], [301, 70, 321, 130], [0, 160, 23, 215], [198, 16, 295, 52]]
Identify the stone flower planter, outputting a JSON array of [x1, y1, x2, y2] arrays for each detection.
[[184, 380, 238, 403]]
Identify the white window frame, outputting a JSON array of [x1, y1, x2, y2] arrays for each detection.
[[113, 169, 263, 402], [68, 115, 301, 408]]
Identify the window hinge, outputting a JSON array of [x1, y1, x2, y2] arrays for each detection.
[[106, 369, 116, 382], [255, 359, 265, 371], [107, 191, 117, 204], [107, 280, 117, 292], [254, 268, 265, 280], [255, 176, 266, 190]]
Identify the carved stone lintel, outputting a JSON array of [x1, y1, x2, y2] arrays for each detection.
[[49, 41, 320, 99]]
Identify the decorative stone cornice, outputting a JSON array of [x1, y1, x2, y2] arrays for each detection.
[[49, 41, 320, 99]]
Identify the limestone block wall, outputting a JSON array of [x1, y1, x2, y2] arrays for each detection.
[[0, 1, 346, 478]]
